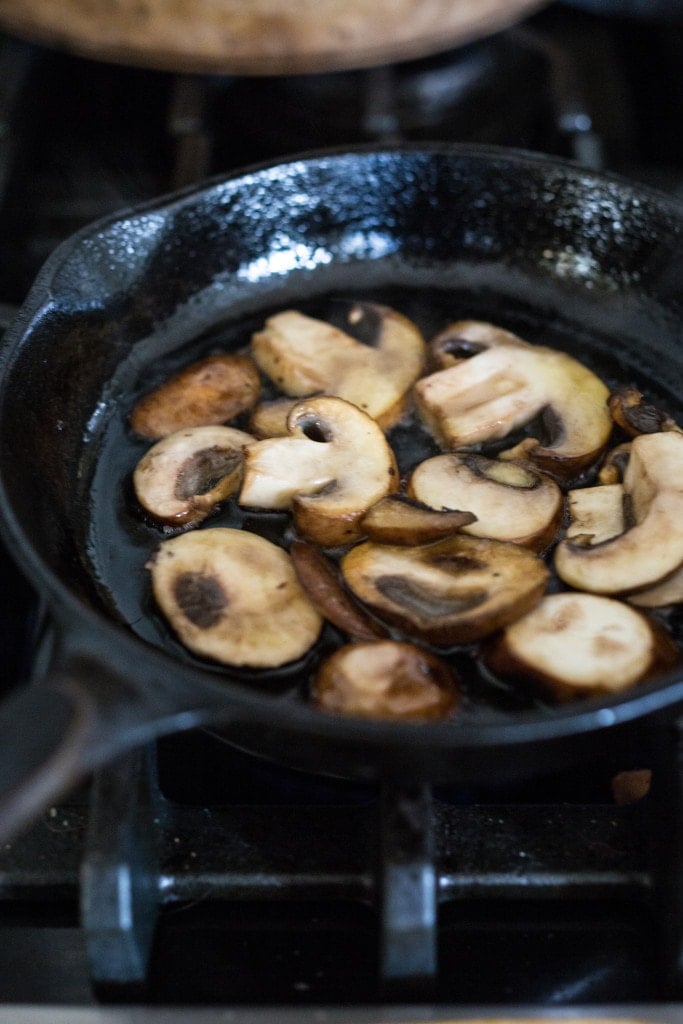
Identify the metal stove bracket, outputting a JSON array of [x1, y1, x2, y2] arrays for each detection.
[[650, 713, 683, 997], [378, 782, 437, 1000], [80, 745, 161, 986]]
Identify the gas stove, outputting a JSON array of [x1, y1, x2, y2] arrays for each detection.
[[1, 3, 683, 1018]]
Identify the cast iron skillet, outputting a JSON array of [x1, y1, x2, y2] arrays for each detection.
[[0, 143, 682, 840]]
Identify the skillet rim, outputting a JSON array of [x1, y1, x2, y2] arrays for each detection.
[[1, 140, 683, 759]]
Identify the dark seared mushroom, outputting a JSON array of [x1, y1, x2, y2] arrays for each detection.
[[340, 534, 549, 646], [289, 540, 388, 640], [408, 453, 562, 551], [250, 302, 425, 429], [147, 528, 323, 667], [555, 431, 683, 594], [608, 386, 681, 437], [485, 591, 675, 702], [133, 425, 255, 526], [358, 494, 476, 545], [413, 338, 612, 480], [130, 352, 261, 439], [312, 640, 459, 721], [239, 396, 399, 547]]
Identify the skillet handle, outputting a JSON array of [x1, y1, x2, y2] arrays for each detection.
[[0, 659, 122, 842], [0, 636, 218, 844]]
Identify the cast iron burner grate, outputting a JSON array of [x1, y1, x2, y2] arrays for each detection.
[[0, 719, 681, 1006]]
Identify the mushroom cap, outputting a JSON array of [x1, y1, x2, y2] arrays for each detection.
[[413, 341, 612, 479], [133, 425, 255, 526], [408, 452, 562, 551], [555, 431, 683, 593], [312, 640, 459, 721], [341, 534, 549, 646], [239, 396, 399, 546], [251, 302, 426, 429], [147, 527, 323, 667]]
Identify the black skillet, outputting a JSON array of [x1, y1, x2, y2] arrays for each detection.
[[0, 143, 682, 840]]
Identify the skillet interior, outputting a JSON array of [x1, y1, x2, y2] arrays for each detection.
[[1, 145, 683, 783]]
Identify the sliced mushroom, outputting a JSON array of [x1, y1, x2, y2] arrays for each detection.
[[413, 340, 612, 480], [608, 386, 681, 437], [341, 535, 549, 646], [565, 483, 626, 547], [358, 494, 476, 545], [427, 318, 531, 371], [290, 540, 388, 640], [249, 397, 297, 438], [133, 425, 255, 527], [239, 396, 399, 547], [250, 302, 425, 429], [485, 592, 673, 702], [312, 640, 458, 721], [555, 431, 683, 593], [628, 563, 683, 608], [147, 528, 323, 667], [408, 453, 562, 551], [598, 442, 631, 485], [130, 352, 261, 439]]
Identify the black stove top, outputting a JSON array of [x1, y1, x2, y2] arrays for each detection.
[[1, 2, 683, 1014]]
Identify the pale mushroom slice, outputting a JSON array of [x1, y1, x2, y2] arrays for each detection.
[[627, 564, 683, 609], [408, 453, 562, 551], [565, 483, 626, 547], [413, 341, 612, 480], [133, 425, 255, 527], [239, 396, 399, 547], [427, 318, 531, 371], [341, 535, 549, 646], [485, 592, 673, 702], [147, 528, 323, 668], [250, 302, 426, 429], [555, 431, 683, 594], [130, 352, 261, 439], [312, 640, 458, 721]]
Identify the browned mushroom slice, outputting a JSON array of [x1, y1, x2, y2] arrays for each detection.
[[408, 453, 562, 551], [130, 353, 261, 439], [133, 425, 255, 526], [413, 341, 612, 480], [341, 535, 549, 646], [312, 640, 458, 721], [485, 592, 672, 702], [597, 442, 632, 484], [239, 396, 399, 547], [555, 431, 683, 594], [250, 302, 425, 429], [608, 386, 681, 437], [248, 397, 297, 438], [147, 528, 323, 668], [289, 540, 388, 640], [358, 494, 476, 545], [427, 319, 531, 371]]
